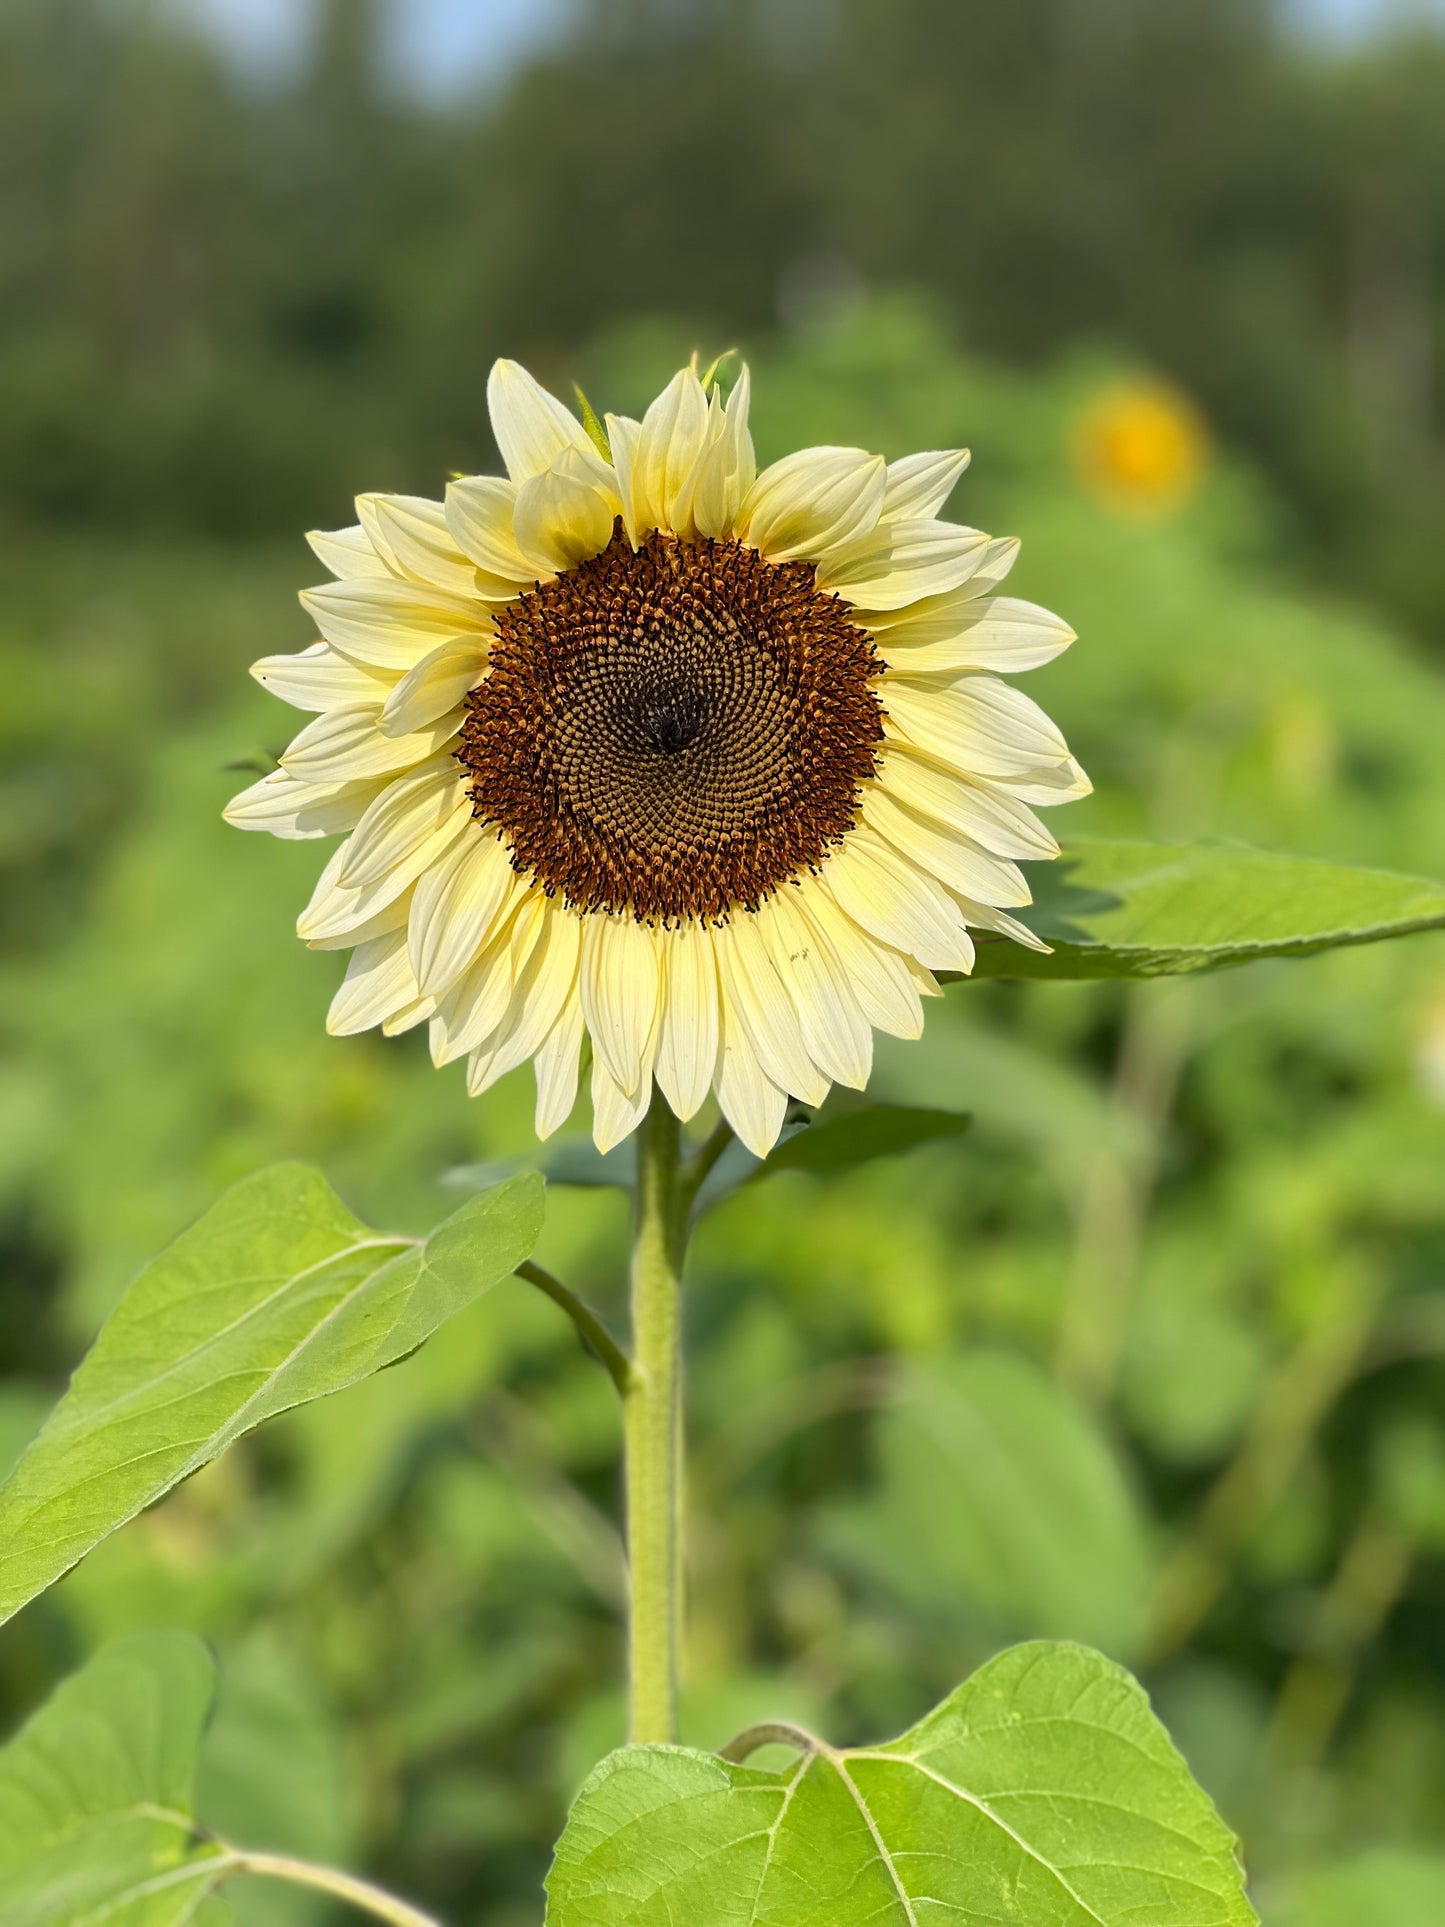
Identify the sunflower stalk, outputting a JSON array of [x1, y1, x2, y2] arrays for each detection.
[[624, 1090, 688, 1743]]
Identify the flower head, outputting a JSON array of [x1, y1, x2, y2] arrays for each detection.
[[227, 360, 1089, 1154]]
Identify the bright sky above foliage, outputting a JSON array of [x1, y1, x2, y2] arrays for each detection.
[[172, 0, 1445, 95]]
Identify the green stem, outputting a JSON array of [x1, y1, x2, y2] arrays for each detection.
[[625, 1087, 687, 1743], [223, 1850, 441, 1926], [515, 1258, 632, 1396]]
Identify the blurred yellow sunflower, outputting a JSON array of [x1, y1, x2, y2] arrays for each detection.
[[226, 359, 1088, 1154], [1073, 378, 1209, 516]]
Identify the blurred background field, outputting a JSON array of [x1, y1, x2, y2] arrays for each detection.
[[2, 1, 1445, 1922]]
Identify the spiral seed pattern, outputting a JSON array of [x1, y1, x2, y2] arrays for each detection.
[[458, 523, 883, 922]]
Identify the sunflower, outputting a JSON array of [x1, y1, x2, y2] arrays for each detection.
[[226, 359, 1089, 1155]]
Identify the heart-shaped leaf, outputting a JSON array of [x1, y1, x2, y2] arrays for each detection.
[[968, 838, 1445, 979], [0, 1632, 225, 1925], [0, 1163, 544, 1624], [546, 1641, 1256, 1926]]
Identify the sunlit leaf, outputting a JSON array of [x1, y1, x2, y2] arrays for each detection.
[[546, 1640, 1256, 1926], [0, 1164, 544, 1625], [0, 1632, 226, 1925], [967, 838, 1445, 980]]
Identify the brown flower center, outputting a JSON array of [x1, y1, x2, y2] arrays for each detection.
[[457, 523, 883, 922]]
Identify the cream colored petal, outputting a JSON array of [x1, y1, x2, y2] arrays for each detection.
[[654, 922, 720, 1123], [713, 916, 828, 1106], [465, 904, 580, 1093], [618, 367, 711, 541], [580, 914, 662, 1096], [487, 357, 596, 482], [381, 993, 436, 1037], [327, 929, 420, 1037], [251, 642, 395, 713], [444, 474, 536, 584], [798, 884, 929, 1039], [946, 890, 1052, 955], [223, 767, 386, 840], [429, 915, 523, 1066], [713, 1002, 788, 1158], [336, 755, 471, 890], [306, 887, 412, 951], [819, 519, 992, 610], [816, 826, 975, 973], [591, 1050, 656, 1156], [861, 787, 1031, 908], [858, 538, 1021, 631], [306, 524, 391, 580], [301, 578, 489, 671], [881, 675, 1073, 782], [534, 998, 585, 1139], [880, 448, 971, 521], [512, 446, 621, 574], [280, 702, 462, 784], [758, 892, 872, 1090], [738, 446, 887, 564], [876, 746, 1059, 859], [408, 827, 523, 996], [1004, 756, 1094, 808], [380, 637, 487, 738], [683, 364, 756, 541], [356, 493, 478, 595], [880, 595, 1076, 675], [296, 840, 396, 945], [603, 414, 645, 547]]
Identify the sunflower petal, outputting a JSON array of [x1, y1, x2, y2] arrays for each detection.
[[356, 493, 479, 595], [408, 828, 523, 995], [654, 922, 720, 1122], [306, 524, 391, 580], [758, 892, 872, 1090], [880, 448, 971, 521], [223, 767, 386, 840], [739, 446, 887, 564], [301, 578, 488, 670], [379, 636, 487, 737], [326, 929, 421, 1036], [535, 999, 586, 1139], [488, 358, 597, 482], [580, 915, 662, 1096], [512, 446, 621, 573], [280, 703, 462, 784], [251, 642, 395, 713]]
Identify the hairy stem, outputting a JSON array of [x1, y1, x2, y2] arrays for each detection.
[[625, 1089, 687, 1742], [516, 1258, 632, 1396], [223, 1850, 442, 1926]]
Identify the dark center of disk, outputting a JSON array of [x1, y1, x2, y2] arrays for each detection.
[[457, 522, 883, 922]]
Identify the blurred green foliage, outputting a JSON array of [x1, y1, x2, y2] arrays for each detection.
[[1, 2, 1444, 1923]]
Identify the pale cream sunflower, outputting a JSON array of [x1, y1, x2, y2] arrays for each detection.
[[226, 359, 1089, 1155]]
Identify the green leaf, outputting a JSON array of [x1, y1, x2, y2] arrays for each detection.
[[694, 1100, 970, 1214], [967, 838, 1445, 979], [0, 1164, 544, 1625], [816, 1353, 1153, 1655], [754, 1102, 969, 1176], [546, 1640, 1256, 1926], [0, 1631, 226, 1924]]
